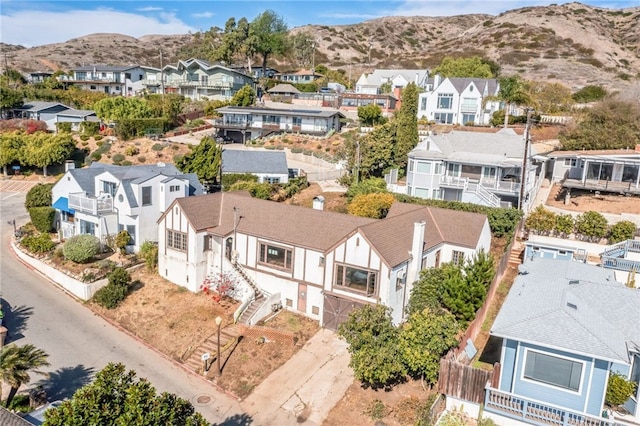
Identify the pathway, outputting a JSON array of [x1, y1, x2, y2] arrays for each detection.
[[184, 324, 242, 375]]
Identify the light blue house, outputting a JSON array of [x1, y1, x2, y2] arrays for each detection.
[[487, 258, 640, 425]]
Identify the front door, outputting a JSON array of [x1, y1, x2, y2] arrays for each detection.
[[297, 283, 307, 313]]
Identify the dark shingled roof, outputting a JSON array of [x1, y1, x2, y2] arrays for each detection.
[[0, 406, 32, 426], [222, 150, 288, 175]]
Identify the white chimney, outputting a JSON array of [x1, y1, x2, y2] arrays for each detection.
[[65, 160, 75, 172], [313, 196, 325, 210], [407, 221, 426, 289], [434, 73, 441, 88]]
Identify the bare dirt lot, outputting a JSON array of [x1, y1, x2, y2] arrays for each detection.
[[545, 183, 640, 215]]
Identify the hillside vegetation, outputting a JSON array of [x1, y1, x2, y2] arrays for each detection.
[[3, 3, 639, 92]]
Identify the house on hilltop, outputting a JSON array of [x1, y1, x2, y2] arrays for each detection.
[[157, 192, 491, 328], [59, 64, 152, 95], [52, 162, 203, 252], [355, 69, 430, 96]]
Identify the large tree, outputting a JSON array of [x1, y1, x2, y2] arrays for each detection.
[[338, 305, 406, 387], [528, 81, 574, 114], [44, 363, 209, 426], [0, 131, 24, 176], [175, 136, 222, 185], [0, 343, 50, 406], [394, 82, 419, 169], [250, 10, 289, 75], [433, 56, 495, 78], [559, 98, 640, 150], [497, 75, 531, 128], [24, 132, 75, 176], [93, 96, 154, 122]]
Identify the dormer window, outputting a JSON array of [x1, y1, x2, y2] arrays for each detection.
[[169, 185, 180, 192], [102, 181, 116, 196]]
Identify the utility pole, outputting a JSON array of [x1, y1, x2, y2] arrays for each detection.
[[159, 50, 166, 116], [518, 108, 533, 211], [355, 140, 360, 185]]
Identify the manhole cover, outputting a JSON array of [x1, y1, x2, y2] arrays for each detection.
[[192, 393, 215, 406], [197, 395, 211, 404]]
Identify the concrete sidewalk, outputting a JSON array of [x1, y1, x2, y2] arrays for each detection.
[[241, 328, 353, 425]]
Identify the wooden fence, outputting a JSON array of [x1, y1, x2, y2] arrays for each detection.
[[438, 357, 500, 404]]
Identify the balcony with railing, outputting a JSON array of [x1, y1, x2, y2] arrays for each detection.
[[601, 240, 640, 272], [213, 119, 251, 129], [485, 387, 631, 426], [68, 193, 113, 215], [165, 79, 233, 89]]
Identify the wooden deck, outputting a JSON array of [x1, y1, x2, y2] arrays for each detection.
[[562, 179, 640, 195]]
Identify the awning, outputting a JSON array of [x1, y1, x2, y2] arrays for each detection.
[[52, 197, 75, 214]]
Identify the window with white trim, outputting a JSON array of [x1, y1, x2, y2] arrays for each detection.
[[334, 264, 377, 295], [564, 158, 577, 167], [524, 350, 583, 392], [142, 186, 152, 206], [169, 185, 180, 192], [167, 230, 187, 251], [437, 93, 453, 109], [451, 250, 465, 266]]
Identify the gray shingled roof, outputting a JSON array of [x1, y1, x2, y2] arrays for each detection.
[[359, 69, 429, 86], [217, 106, 344, 119], [222, 150, 288, 175], [268, 83, 300, 94], [447, 77, 499, 95], [491, 258, 640, 363], [409, 129, 537, 167], [0, 406, 32, 425], [16, 101, 69, 112], [168, 192, 488, 268], [56, 109, 96, 118], [72, 64, 139, 72]]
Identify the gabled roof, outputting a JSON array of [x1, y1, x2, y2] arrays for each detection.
[[163, 58, 251, 79], [268, 83, 300, 94], [409, 129, 535, 167], [357, 69, 429, 87], [165, 192, 488, 267], [222, 150, 288, 175], [491, 258, 640, 363], [16, 101, 70, 112], [56, 109, 96, 118], [72, 64, 141, 72], [65, 163, 204, 199], [0, 406, 32, 426], [359, 203, 488, 266], [217, 106, 344, 119], [445, 77, 499, 95]]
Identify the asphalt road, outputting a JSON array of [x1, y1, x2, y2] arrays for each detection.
[[0, 191, 247, 425]]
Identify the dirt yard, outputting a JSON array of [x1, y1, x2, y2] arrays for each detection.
[[545, 183, 640, 215], [91, 267, 318, 399]]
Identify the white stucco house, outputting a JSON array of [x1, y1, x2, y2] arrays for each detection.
[[355, 69, 430, 95], [52, 162, 204, 252], [157, 192, 491, 328], [60, 64, 152, 95], [417, 75, 502, 125]]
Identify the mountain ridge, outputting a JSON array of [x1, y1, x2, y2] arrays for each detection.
[[3, 2, 639, 92]]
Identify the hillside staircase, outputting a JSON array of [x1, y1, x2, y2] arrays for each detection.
[[184, 324, 242, 375], [507, 243, 525, 268], [231, 261, 272, 324]]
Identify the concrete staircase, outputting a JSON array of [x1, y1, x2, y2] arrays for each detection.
[[184, 324, 242, 374], [508, 243, 525, 267], [237, 296, 264, 324]]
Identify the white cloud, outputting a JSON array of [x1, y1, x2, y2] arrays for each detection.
[[0, 9, 196, 47], [137, 6, 164, 12], [192, 12, 215, 19]]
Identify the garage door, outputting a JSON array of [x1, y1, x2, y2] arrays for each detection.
[[322, 294, 365, 331]]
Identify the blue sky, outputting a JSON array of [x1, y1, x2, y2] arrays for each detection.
[[1, 1, 636, 47]]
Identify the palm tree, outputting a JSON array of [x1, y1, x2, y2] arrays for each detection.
[[498, 75, 531, 128], [0, 343, 50, 406]]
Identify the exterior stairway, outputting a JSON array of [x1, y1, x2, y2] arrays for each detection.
[[184, 324, 242, 374], [508, 243, 525, 267], [237, 297, 264, 324]]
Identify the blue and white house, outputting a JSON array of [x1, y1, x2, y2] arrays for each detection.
[[52, 162, 203, 252], [486, 258, 640, 425]]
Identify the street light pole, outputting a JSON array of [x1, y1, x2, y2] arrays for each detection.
[[215, 316, 222, 377], [518, 108, 533, 211]]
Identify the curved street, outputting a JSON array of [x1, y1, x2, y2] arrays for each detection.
[[0, 190, 246, 425]]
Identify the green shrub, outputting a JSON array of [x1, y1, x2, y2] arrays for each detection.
[[96, 141, 105, 147], [63, 234, 101, 263], [91, 152, 102, 161], [28, 207, 55, 232], [108, 267, 132, 287], [112, 153, 125, 165], [138, 156, 146, 163], [56, 122, 72, 133], [124, 146, 139, 156], [120, 160, 132, 166], [606, 372, 637, 406], [21, 233, 56, 253], [139, 241, 158, 271], [93, 281, 129, 309], [25, 183, 54, 209], [94, 135, 104, 141], [609, 221, 636, 243], [152, 143, 165, 152], [79, 135, 90, 141], [575, 211, 608, 240], [114, 230, 130, 254]]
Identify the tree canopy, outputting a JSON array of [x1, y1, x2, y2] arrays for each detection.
[[358, 103, 384, 126], [497, 75, 531, 128], [0, 343, 50, 407], [394, 83, 420, 169], [347, 192, 395, 218], [433, 56, 495, 78], [528, 81, 574, 113], [44, 363, 209, 426], [93, 97, 154, 122], [250, 10, 289, 74], [175, 136, 222, 184]]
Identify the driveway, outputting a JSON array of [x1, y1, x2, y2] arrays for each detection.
[[241, 328, 353, 425]]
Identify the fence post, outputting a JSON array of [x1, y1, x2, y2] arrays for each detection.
[[522, 400, 528, 419]]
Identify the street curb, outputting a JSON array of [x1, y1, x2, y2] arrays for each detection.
[[8, 238, 242, 403]]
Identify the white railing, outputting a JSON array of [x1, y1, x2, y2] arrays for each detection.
[[468, 182, 501, 207], [68, 193, 113, 215], [440, 175, 469, 189]]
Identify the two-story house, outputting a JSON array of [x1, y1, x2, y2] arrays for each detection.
[[157, 192, 491, 328], [52, 162, 203, 252], [417, 75, 501, 125], [60, 65, 152, 95], [485, 257, 640, 425], [275, 69, 323, 84], [214, 105, 344, 142], [144, 58, 255, 101], [355, 69, 430, 95], [404, 128, 542, 210]]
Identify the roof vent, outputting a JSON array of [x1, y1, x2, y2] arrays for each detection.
[[569, 279, 580, 285], [567, 302, 577, 310], [157, 162, 166, 167], [517, 265, 529, 275]]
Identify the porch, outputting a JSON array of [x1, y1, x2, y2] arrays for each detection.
[[600, 240, 640, 272], [68, 193, 113, 215], [484, 387, 631, 426]]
